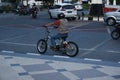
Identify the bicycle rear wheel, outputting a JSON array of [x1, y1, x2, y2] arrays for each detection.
[[65, 41, 79, 57], [37, 39, 47, 54], [111, 30, 120, 40]]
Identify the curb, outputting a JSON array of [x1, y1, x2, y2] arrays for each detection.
[[77, 16, 104, 22]]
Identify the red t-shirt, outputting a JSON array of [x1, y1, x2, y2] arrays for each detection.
[[53, 20, 60, 26]]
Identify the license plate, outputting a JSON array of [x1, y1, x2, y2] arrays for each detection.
[[67, 11, 72, 13]]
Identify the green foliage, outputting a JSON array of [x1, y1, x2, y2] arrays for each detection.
[[116, 0, 120, 5], [109, 0, 120, 5], [40, 4, 48, 10], [83, 3, 90, 10], [71, 0, 77, 3]]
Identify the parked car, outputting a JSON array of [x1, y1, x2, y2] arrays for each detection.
[[104, 9, 120, 26], [73, 3, 83, 11], [48, 3, 77, 20]]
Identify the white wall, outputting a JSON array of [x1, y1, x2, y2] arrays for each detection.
[[54, 0, 73, 4], [64, 0, 72, 2], [23, 0, 42, 6], [91, 0, 102, 4], [82, 0, 88, 1]]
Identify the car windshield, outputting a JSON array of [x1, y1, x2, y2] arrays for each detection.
[[62, 5, 75, 9], [50, 5, 61, 9]]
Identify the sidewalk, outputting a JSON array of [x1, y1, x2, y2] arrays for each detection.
[[0, 52, 120, 80]]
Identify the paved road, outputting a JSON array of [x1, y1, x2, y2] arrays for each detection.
[[0, 12, 120, 63]]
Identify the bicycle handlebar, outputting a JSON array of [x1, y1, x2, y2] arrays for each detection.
[[42, 25, 50, 33], [42, 25, 58, 34]]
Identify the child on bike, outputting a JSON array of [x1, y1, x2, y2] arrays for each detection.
[[44, 13, 69, 49]]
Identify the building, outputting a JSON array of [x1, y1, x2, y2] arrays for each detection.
[[22, 0, 43, 6]]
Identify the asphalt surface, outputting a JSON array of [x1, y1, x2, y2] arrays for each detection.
[[0, 11, 120, 63], [0, 11, 120, 80]]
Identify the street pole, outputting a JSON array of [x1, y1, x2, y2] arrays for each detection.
[[27, 0, 28, 5], [106, 0, 110, 5], [113, 0, 116, 5]]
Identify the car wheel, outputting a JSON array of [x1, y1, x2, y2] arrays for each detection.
[[107, 18, 116, 26]]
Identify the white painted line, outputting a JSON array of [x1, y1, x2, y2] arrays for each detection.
[[61, 71, 80, 80], [1, 50, 14, 53], [0, 34, 27, 42], [0, 41, 36, 46], [29, 70, 58, 75], [22, 24, 35, 28], [81, 39, 110, 57], [27, 52, 40, 55], [79, 48, 120, 54], [107, 50, 120, 53], [73, 28, 105, 31], [80, 39, 110, 57], [69, 22, 91, 30], [106, 26, 111, 34], [84, 58, 102, 62], [54, 55, 69, 58], [91, 38, 110, 50], [79, 48, 94, 51]]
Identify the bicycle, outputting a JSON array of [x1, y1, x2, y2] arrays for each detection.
[[37, 26, 79, 57], [111, 24, 120, 40]]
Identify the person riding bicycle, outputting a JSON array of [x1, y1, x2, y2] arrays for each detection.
[[44, 13, 69, 49]]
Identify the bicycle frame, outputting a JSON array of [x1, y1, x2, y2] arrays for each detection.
[[44, 27, 51, 42]]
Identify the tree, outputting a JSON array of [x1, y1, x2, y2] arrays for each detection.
[[1, 0, 15, 2], [116, 0, 120, 4], [109, 0, 120, 5]]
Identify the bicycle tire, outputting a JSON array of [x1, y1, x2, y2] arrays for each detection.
[[111, 30, 120, 40], [37, 39, 47, 54], [65, 41, 79, 57]]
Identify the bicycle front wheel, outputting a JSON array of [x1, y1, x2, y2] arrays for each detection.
[[65, 41, 79, 57], [37, 39, 47, 54]]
